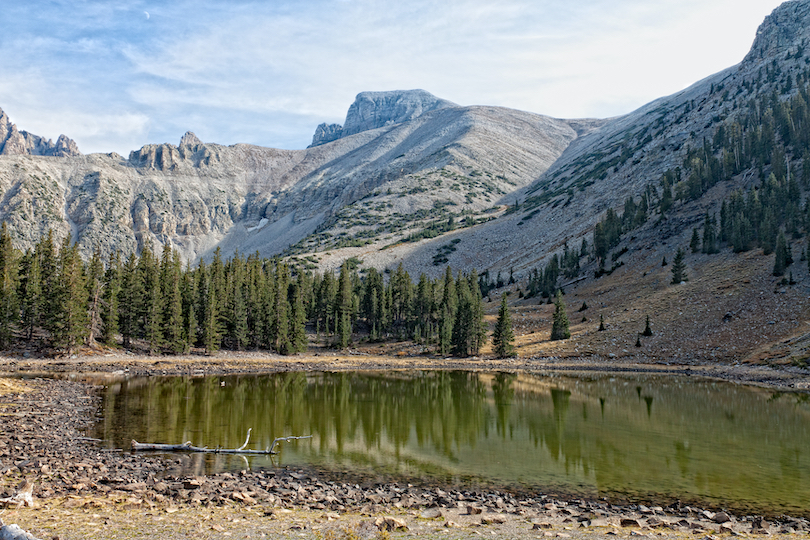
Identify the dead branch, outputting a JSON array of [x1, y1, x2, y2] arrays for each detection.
[[130, 429, 311, 455]]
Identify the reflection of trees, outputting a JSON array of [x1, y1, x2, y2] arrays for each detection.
[[492, 372, 516, 439], [96, 372, 810, 514], [100, 371, 490, 464]]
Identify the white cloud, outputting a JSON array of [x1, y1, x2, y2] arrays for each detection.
[[0, 0, 789, 153]]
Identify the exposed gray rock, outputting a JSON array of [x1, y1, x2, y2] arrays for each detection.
[[179, 131, 203, 148], [341, 89, 456, 138], [743, 0, 810, 65], [0, 107, 80, 157], [309, 123, 343, 147]]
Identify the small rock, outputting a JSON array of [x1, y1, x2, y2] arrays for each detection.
[[420, 508, 442, 519], [481, 516, 506, 525], [621, 518, 642, 528], [444, 520, 461, 528], [467, 505, 483, 515], [533, 522, 553, 530], [713, 512, 731, 524], [374, 516, 408, 531]]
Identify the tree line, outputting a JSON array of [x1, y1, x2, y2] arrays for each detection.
[[0, 226, 494, 357]]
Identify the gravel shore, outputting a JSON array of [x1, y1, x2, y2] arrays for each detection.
[[1, 355, 810, 539]]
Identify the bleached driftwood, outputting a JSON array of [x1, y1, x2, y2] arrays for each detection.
[[130, 428, 311, 455]]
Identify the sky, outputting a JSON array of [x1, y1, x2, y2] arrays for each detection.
[[0, 0, 788, 155]]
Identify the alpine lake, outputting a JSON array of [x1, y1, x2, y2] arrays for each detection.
[[92, 370, 810, 516]]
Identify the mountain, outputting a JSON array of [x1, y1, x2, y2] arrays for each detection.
[[0, 93, 592, 262], [0, 108, 80, 157], [0, 0, 808, 285], [390, 0, 810, 278]]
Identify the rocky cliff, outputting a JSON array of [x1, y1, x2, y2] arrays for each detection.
[[309, 89, 457, 147], [0, 108, 80, 157]]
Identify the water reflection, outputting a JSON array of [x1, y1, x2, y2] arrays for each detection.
[[95, 371, 810, 515]]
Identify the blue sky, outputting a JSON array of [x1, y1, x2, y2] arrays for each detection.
[[0, 0, 786, 155]]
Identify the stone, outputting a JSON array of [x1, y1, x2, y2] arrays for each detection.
[[374, 516, 408, 531], [0, 523, 42, 540], [533, 522, 553, 530], [712, 512, 731, 524], [467, 505, 483, 515], [481, 516, 506, 525], [444, 520, 461, 528], [621, 518, 642, 528], [420, 508, 442, 519]]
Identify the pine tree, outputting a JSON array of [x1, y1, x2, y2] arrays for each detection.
[[85, 247, 105, 347], [670, 248, 687, 284], [118, 253, 141, 348], [288, 276, 308, 354], [272, 262, 291, 353], [702, 212, 718, 254], [690, 228, 701, 253], [550, 290, 570, 341], [642, 315, 653, 336], [598, 314, 606, 331], [161, 246, 185, 353], [774, 231, 789, 276], [18, 249, 41, 342], [101, 252, 121, 346], [334, 261, 353, 348], [438, 267, 456, 356], [0, 223, 18, 348], [492, 293, 516, 358], [52, 239, 88, 354]]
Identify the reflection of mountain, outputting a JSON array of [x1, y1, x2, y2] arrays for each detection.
[[96, 371, 810, 515]]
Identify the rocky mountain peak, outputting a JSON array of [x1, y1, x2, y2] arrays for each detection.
[[342, 89, 457, 137], [0, 106, 81, 157], [179, 131, 203, 147], [743, 0, 810, 65], [309, 89, 458, 147]]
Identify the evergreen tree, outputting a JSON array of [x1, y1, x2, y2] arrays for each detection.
[[52, 239, 88, 353], [272, 262, 291, 353], [702, 212, 718, 254], [85, 247, 105, 347], [598, 314, 606, 331], [288, 276, 308, 354], [161, 246, 185, 353], [670, 248, 687, 284], [774, 230, 789, 276], [138, 245, 162, 354], [0, 223, 18, 348], [18, 249, 41, 341], [101, 252, 121, 346], [690, 228, 701, 253], [334, 261, 353, 348], [550, 290, 570, 341], [438, 266, 456, 356], [118, 253, 141, 348], [642, 315, 653, 336], [492, 293, 516, 358]]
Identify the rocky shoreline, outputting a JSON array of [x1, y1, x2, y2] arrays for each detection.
[[1, 373, 809, 539]]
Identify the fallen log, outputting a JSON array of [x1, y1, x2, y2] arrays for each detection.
[[130, 428, 311, 455]]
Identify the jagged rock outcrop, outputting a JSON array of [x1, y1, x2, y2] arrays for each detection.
[[308, 90, 457, 147], [744, 0, 810, 65], [309, 123, 343, 147], [179, 131, 203, 147], [0, 107, 80, 157], [342, 89, 456, 137]]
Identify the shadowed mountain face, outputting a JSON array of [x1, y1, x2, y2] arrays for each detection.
[[0, 0, 807, 279]]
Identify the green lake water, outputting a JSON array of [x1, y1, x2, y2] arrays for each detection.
[[93, 370, 810, 515]]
